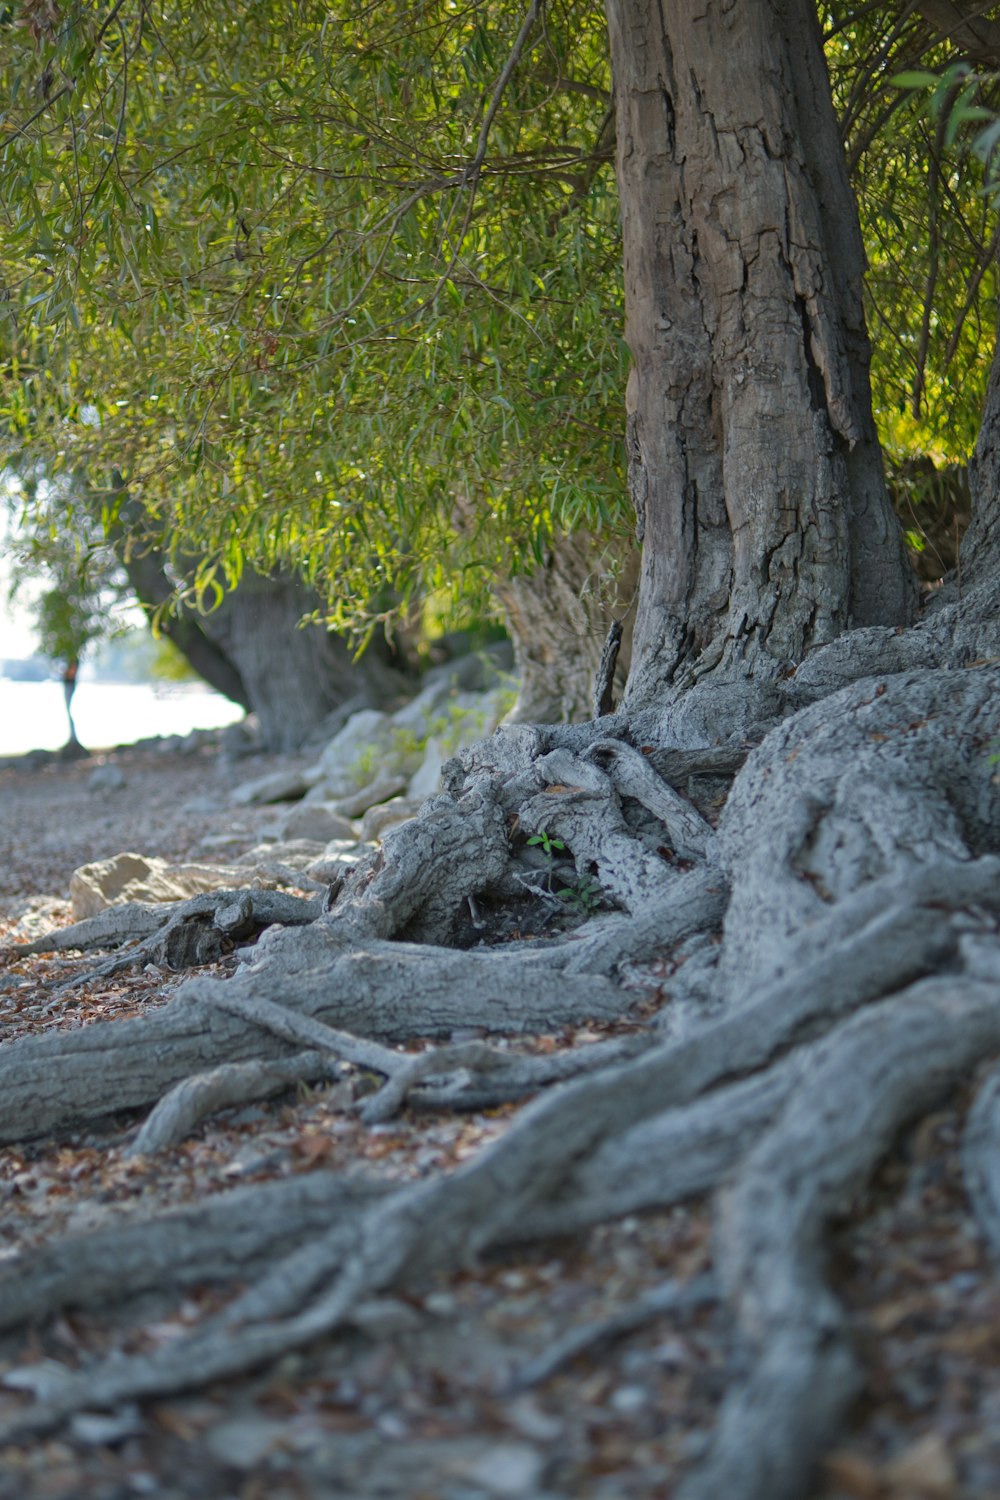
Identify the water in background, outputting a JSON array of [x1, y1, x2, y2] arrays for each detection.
[[0, 678, 244, 757]]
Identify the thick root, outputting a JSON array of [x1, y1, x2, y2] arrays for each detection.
[[680, 978, 1000, 1500], [125, 1050, 338, 1155]]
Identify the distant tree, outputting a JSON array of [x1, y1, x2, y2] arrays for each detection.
[[4, 467, 127, 749], [0, 0, 633, 714], [6, 468, 413, 752]]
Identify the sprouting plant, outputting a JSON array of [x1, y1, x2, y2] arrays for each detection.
[[523, 828, 568, 898], [389, 726, 426, 760], [557, 875, 604, 917], [348, 744, 380, 784], [520, 830, 604, 916], [527, 830, 566, 859]]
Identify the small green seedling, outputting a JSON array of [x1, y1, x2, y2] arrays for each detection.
[[557, 875, 604, 917], [527, 830, 566, 858]]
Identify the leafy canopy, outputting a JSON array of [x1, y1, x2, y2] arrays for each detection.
[[4, 0, 1000, 635], [0, 0, 628, 633], [824, 2, 1000, 464]]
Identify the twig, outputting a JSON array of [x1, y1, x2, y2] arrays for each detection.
[[508, 1273, 717, 1391], [593, 618, 623, 718]]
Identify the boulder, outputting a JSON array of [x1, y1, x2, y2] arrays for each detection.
[[70, 853, 257, 921], [390, 678, 460, 739], [230, 768, 318, 806], [234, 840, 328, 870], [305, 839, 371, 883], [277, 802, 358, 843], [218, 720, 257, 757], [329, 773, 409, 820], [361, 797, 422, 842], [313, 709, 393, 793], [408, 738, 445, 800], [87, 764, 126, 794]]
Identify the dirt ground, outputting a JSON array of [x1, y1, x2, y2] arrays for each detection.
[[0, 741, 300, 912], [1, 739, 1000, 1499]]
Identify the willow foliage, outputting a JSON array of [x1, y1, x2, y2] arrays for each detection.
[[3, 2, 999, 634], [0, 0, 628, 630]]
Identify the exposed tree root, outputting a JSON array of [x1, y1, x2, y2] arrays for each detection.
[[125, 1050, 339, 1155], [5, 888, 322, 993], [509, 1272, 718, 1392], [0, 1175, 394, 1333], [680, 979, 1000, 1500], [961, 1055, 1000, 1265], [0, 931, 638, 1144], [14, 889, 320, 960], [3, 660, 1000, 1496]]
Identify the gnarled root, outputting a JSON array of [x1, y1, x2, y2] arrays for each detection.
[[4, 665, 1000, 1499]]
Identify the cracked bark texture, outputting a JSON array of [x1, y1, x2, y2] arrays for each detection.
[[963, 315, 1000, 589], [605, 0, 915, 731]]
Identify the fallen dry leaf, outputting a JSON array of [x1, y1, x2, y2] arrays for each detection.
[[883, 1432, 956, 1497]]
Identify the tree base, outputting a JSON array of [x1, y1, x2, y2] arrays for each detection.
[[2, 609, 1000, 1497]]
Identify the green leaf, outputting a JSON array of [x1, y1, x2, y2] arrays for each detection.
[[889, 70, 941, 90]]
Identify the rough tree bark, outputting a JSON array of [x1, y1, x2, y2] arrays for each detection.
[[493, 528, 639, 722], [194, 569, 410, 752], [3, 4, 1000, 1499], [606, 0, 916, 740]]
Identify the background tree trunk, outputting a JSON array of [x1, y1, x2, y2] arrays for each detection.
[[111, 495, 409, 751], [114, 535, 253, 711], [606, 0, 916, 726], [195, 570, 410, 752], [962, 316, 1000, 589], [493, 530, 639, 722]]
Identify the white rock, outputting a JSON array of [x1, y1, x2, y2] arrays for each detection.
[[609, 1383, 650, 1414], [361, 797, 422, 841], [408, 737, 445, 799], [453, 1442, 545, 1497], [390, 677, 457, 737], [330, 773, 409, 819], [71, 1406, 144, 1446], [204, 1414, 288, 1469], [234, 840, 326, 869], [316, 709, 392, 789], [305, 840, 369, 881], [87, 763, 126, 793], [2, 1359, 76, 1399], [69, 853, 254, 920], [230, 768, 316, 805], [429, 687, 511, 754], [184, 794, 220, 815], [278, 802, 356, 842]]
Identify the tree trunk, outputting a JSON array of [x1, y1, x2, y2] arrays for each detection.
[[605, 0, 916, 731], [110, 491, 409, 751], [493, 530, 639, 723], [115, 535, 253, 711], [962, 313, 1000, 588], [195, 571, 409, 753]]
